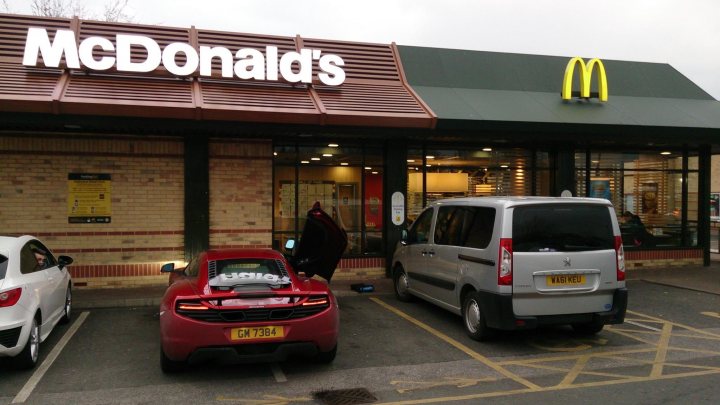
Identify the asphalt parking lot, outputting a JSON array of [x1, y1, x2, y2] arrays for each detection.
[[1, 279, 719, 405]]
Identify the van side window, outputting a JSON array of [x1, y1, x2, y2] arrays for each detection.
[[460, 207, 496, 249], [407, 208, 434, 243], [435, 206, 465, 246]]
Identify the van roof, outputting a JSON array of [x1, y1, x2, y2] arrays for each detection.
[[432, 196, 614, 208]]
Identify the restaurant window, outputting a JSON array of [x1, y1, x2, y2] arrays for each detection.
[[406, 146, 550, 222], [575, 149, 698, 248], [273, 142, 384, 256]]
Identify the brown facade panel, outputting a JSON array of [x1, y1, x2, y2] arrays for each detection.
[[0, 13, 433, 128]]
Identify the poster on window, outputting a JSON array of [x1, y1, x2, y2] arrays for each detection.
[[590, 178, 611, 201], [68, 173, 111, 223], [641, 182, 658, 214], [710, 193, 720, 221]]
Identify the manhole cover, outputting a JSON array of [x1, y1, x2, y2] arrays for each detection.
[[313, 388, 377, 405]]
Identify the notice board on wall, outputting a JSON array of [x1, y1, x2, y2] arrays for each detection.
[[279, 181, 335, 219], [68, 173, 111, 223]]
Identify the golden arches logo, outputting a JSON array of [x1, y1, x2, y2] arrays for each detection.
[[562, 57, 608, 102]]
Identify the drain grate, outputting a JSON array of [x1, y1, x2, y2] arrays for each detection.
[[313, 388, 377, 405]]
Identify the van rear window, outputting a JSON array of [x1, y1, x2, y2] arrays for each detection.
[[512, 205, 614, 252]]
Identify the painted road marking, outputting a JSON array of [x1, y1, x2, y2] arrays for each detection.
[[216, 395, 311, 404], [12, 311, 90, 404], [270, 363, 287, 383], [370, 297, 541, 390], [626, 320, 662, 332], [701, 311, 720, 319], [391, 377, 496, 393]]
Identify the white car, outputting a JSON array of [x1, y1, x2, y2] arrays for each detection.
[[0, 235, 73, 369]]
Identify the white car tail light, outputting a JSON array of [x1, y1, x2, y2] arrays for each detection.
[[498, 238, 513, 286], [615, 235, 626, 281], [0, 287, 22, 307]]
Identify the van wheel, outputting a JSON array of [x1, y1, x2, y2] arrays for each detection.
[[462, 292, 494, 341], [393, 268, 414, 302], [572, 321, 604, 335], [13, 318, 40, 369]]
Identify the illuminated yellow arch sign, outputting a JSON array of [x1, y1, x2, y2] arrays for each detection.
[[562, 57, 608, 102]]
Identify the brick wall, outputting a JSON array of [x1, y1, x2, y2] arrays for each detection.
[[208, 138, 273, 249], [0, 133, 185, 287], [625, 249, 703, 268]]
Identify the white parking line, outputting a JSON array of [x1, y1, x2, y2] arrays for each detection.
[[271, 363, 287, 383], [12, 311, 90, 404], [625, 320, 662, 332]]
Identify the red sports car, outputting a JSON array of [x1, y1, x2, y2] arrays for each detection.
[[159, 203, 347, 372]]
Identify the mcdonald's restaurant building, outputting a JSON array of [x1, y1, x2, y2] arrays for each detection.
[[2, 13, 720, 288]]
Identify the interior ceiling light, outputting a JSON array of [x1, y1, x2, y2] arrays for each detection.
[[365, 167, 372, 170], [323, 153, 332, 157], [340, 162, 349, 166], [328, 143, 339, 147], [500, 165, 509, 168], [371, 171, 378, 174], [483, 148, 492, 152], [660, 151, 672, 155], [273, 152, 278, 156], [426, 155, 435, 159], [407, 159, 415, 163], [301, 160, 310, 164], [311, 157, 321, 161]]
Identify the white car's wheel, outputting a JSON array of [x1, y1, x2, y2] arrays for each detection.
[[14, 317, 40, 369], [60, 285, 72, 324]]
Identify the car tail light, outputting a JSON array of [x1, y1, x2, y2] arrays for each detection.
[[176, 301, 210, 311], [615, 235, 626, 281], [0, 288, 22, 307], [498, 238, 513, 286], [302, 296, 329, 307]]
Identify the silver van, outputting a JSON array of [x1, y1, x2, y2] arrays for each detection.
[[392, 197, 627, 340]]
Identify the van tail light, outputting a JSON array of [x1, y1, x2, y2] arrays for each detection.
[[0, 288, 22, 307], [498, 238, 513, 286], [615, 235, 626, 281]]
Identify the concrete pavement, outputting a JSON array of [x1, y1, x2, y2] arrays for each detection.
[[73, 264, 720, 309]]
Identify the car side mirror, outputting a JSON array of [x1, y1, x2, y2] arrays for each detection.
[[400, 229, 409, 245], [284, 239, 296, 252], [58, 255, 73, 269], [160, 263, 175, 273]]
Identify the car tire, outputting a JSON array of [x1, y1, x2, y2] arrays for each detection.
[[572, 321, 604, 335], [60, 285, 72, 324], [314, 344, 337, 364], [462, 291, 494, 341], [393, 267, 414, 302], [13, 317, 40, 370], [160, 346, 185, 373]]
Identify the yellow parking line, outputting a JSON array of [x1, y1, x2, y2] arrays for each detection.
[[628, 310, 720, 338], [556, 355, 590, 387], [701, 311, 720, 319], [370, 297, 541, 390], [650, 322, 673, 377]]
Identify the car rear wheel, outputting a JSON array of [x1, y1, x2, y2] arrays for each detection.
[[160, 346, 185, 373], [393, 267, 414, 302], [13, 317, 40, 369], [572, 321, 604, 335], [314, 345, 337, 363], [60, 286, 72, 324], [462, 292, 494, 341]]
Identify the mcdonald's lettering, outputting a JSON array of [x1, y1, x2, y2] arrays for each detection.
[[561, 57, 608, 102]]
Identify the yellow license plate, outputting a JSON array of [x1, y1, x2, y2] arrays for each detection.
[[546, 274, 585, 286], [231, 326, 284, 341]]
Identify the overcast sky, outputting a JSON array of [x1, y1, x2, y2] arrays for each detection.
[[5, 0, 720, 100]]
